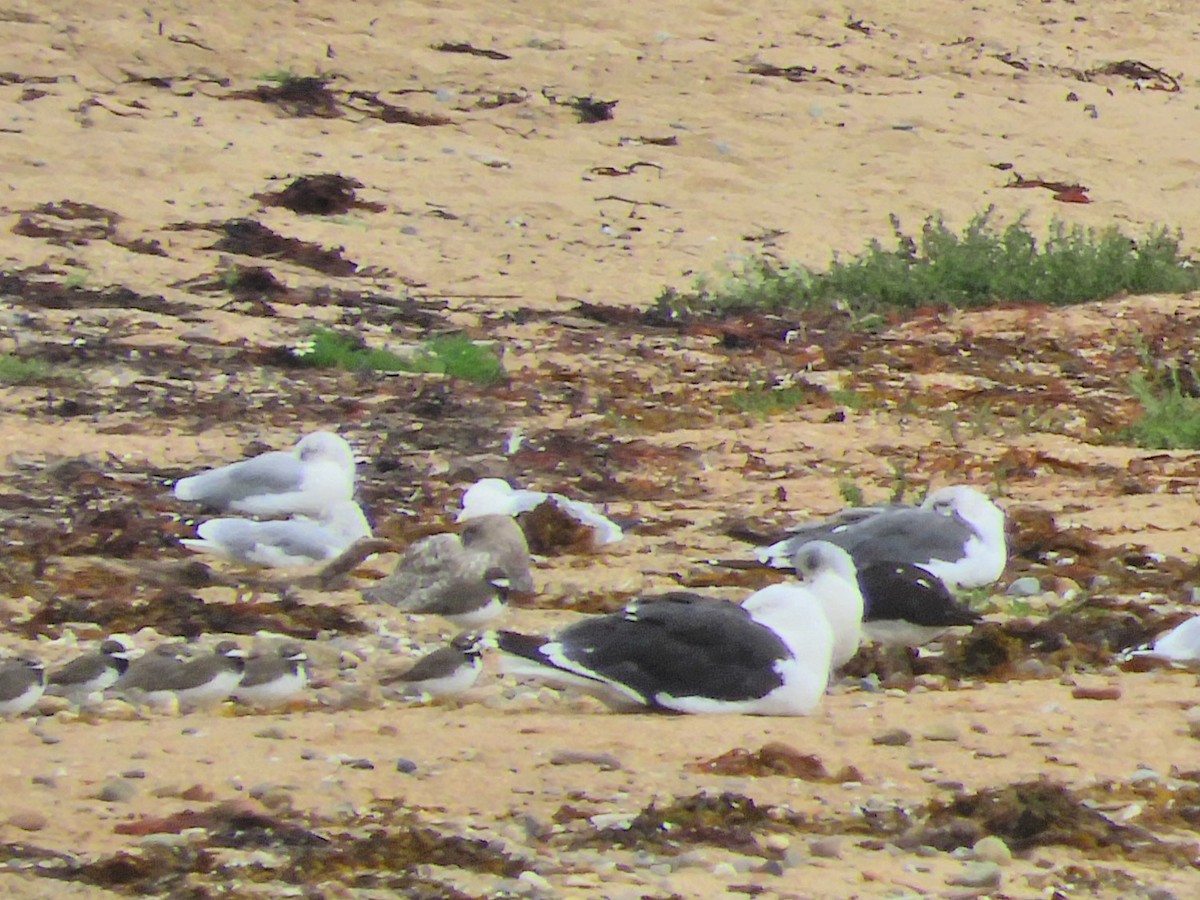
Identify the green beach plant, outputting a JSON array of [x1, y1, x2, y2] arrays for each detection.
[[292, 329, 505, 384], [658, 209, 1200, 318], [0, 354, 50, 384]]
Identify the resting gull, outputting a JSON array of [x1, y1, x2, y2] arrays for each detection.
[[361, 515, 533, 625], [173, 431, 356, 517], [458, 477, 623, 545], [181, 499, 372, 568], [495, 541, 862, 715], [857, 561, 983, 646], [759, 485, 1007, 591]]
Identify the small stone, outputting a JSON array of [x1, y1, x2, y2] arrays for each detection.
[[97, 778, 137, 803], [809, 836, 842, 859], [1006, 576, 1041, 597], [395, 758, 418, 774], [300, 747, 322, 761], [758, 859, 785, 877], [872, 728, 911, 747], [922, 721, 960, 742], [341, 757, 375, 770], [8, 810, 48, 831], [763, 833, 790, 852], [1071, 684, 1121, 701], [947, 861, 1002, 888], [711, 862, 738, 878], [180, 784, 215, 802], [31, 774, 56, 788], [549, 749, 623, 771], [518, 871, 552, 893], [973, 835, 1012, 865], [377, 724, 399, 737], [254, 726, 288, 740], [120, 769, 147, 780]]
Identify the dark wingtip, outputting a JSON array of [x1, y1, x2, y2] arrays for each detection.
[[494, 630, 548, 660]]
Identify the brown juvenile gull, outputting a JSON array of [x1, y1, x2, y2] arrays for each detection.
[[361, 515, 534, 626]]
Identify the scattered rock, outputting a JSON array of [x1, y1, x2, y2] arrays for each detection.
[[254, 725, 288, 740], [549, 749, 623, 770], [340, 756, 375, 770], [809, 836, 842, 859], [923, 721, 960, 742], [1071, 684, 1121, 701], [872, 728, 912, 746], [947, 860, 1002, 888], [97, 778, 137, 803], [8, 810, 48, 831], [1007, 576, 1041, 596], [973, 834, 1013, 865], [395, 758, 418, 774]]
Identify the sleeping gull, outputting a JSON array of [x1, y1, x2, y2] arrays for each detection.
[[857, 561, 983, 646], [181, 499, 372, 569], [759, 485, 1007, 590], [361, 515, 533, 625], [495, 541, 862, 715], [1128, 616, 1200, 664], [173, 431, 356, 517], [458, 477, 623, 545]]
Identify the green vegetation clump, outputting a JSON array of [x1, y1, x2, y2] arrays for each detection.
[[658, 209, 1200, 318], [293, 329, 505, 384], [0, 354, 50, 384], [1126, 372, 1200, 449], [726, 382, 809, 416]]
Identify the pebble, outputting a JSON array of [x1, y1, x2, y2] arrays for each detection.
[[1184, 707, 1200, 739], [922, 721, 960, 742], [8, 810, 48, 832], [549, 749, 623, 771], [1006, 576, 1041, 597], [972, 835, 1012, 866], [31, 774, 56, 788], [872, 728, 912, 747], [710, 862, 738, 878], [340, 757, 375, 770], [517, 870, 552, 893], [299, 747, 322, 761], [763, 833, 790, 852], [254, 726, 288, 740], [396, 758, 418, 774], [97, 778, 137, 803], [121, 769, 147, 780], [809, 836, 843, 859], [947, 861, 1002, 888], [1071, 684, 1121, 701]]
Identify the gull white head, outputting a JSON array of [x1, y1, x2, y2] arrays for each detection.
[[295, 432, 356, 473], [921, 486, 1007, 586], [458, 478, 522, 521], [789, 541, 864, 668], [922, 486, 1004, 535]]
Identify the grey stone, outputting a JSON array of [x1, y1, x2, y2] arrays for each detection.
[[1006, 576, 1041, 597], [947, 861, 1002, 888]]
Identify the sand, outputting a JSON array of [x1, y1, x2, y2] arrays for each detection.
[[1, 1, 1200, 897]]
